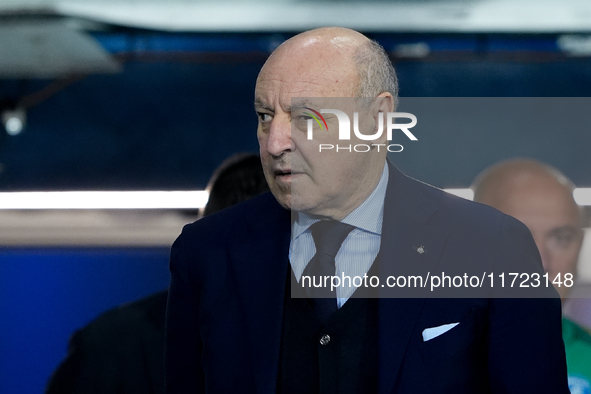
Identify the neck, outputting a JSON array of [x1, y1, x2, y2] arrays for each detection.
[[304, 160, 387, 221]]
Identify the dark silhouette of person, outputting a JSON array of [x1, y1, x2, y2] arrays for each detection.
[[46, 152, 269, 394]]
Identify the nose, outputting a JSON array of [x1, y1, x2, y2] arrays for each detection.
[[266, 116, 293, 157]]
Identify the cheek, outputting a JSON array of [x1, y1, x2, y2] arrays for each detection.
[[257, 131, 265, 147], [259, 138, 273, 160], [259, 156, 273, 178], [257, 123, 270, 144], [321, 163, 353, 190], [558, 247, 580, 268], [546, 248, 578, 274]]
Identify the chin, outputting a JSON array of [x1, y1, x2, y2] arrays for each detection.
[[270, 190, 291, 210], [289, 197, 321, 216]]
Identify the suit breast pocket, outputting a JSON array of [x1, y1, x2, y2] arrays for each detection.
[[417, 307, 488, 391], [418, 307, 482, 364]]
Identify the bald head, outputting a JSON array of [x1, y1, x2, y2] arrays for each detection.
[[271, 27, 369, 60], [472, 159, 584, 299], [473, 159, 577, 211], [259, 27, 398, 99]]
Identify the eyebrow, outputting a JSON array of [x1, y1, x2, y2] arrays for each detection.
[[289, 99, 311, 112], [254, 98, 272, 111], [253, 98, 313, 113], [548, 225, 581, 233]]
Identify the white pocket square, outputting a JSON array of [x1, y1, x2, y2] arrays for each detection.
[[422, 322, 459, 342]]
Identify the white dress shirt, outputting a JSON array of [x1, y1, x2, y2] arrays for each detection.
[[290, 163, 388, 308]]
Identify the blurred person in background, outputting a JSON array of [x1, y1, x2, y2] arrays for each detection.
[[45, 152, 269, 394], [472, 158, 591, 392]]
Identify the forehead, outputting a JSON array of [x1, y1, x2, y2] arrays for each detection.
[[498, 183, 580, 228], [254, 44, 359, 108]]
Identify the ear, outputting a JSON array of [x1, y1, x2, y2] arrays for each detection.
[[370, 92, 394, 144], [376, 91, 395, 113]]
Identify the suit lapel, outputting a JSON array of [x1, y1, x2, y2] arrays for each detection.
[[377, 161, 449, 394], [229, 194, 291, 393]]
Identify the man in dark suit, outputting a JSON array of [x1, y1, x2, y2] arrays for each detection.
[[165, 27, 569, 393]]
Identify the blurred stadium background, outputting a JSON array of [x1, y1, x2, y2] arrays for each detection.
[[1, 0, 591, 392]]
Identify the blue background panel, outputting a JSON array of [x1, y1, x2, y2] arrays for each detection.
[[0, 248, 171, 394]]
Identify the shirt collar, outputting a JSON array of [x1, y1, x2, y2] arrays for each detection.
[[292, 162, 388, 238]]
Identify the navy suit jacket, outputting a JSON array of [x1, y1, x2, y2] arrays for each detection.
[[165, 161, 569, 393]]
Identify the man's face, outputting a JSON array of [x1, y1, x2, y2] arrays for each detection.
[[494, 181, 583, 299], [254, 42, 387, 220]]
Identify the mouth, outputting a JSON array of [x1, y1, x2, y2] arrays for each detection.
[[274, 169, 293, 177], [273, 169, 303, 186]]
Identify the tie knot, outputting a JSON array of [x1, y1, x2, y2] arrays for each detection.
[[310, 220, 355, 258]]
